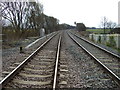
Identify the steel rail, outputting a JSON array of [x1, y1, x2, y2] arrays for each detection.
[[67, 32, 120, 86], [53, 35, 61, 90], [0, 33, 58, 88], [70, 31, 120, 59]]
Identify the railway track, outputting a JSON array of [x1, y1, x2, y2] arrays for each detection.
[[1, 30, 119, 88], [0, 33, 67, 89], [68, 31, 120, 86], [1, 32, 58, 79]]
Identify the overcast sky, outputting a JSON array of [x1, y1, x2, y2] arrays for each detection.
[[39, 0, 119, 27]]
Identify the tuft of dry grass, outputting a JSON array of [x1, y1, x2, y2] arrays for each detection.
[[2, 29, 39, 41], [2, 29, 39, 49]]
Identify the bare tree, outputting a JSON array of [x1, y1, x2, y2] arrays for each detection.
[[0, 1, 44, 38], [101, 16, 108, 34], [100, 16, 117, 33], [1, 1, 60, 39], [0, 2, 28, 35], [0, 2, 31, 38], [107, 21, 117, 32]]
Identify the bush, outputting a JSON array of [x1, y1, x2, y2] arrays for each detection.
[[109, 36, 116, 47], [106, 36, 116, 48], [106, 42, 111, 47]]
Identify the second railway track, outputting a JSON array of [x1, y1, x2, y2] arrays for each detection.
[[68, 31, 120, 86], [0, 33, 68, 89]]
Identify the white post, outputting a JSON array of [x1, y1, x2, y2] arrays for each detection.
[[40, 28, 45, 37]]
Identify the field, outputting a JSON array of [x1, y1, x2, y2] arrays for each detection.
[[87, 29, 111, 34]]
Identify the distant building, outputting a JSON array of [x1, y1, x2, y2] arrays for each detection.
[[76, 23, 86, 31]]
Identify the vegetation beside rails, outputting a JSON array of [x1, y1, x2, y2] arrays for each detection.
[[2, 29, 40, 49], [89, 33, 120, 53], [2, 29, 39, 41]]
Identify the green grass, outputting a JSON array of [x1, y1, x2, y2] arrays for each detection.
[[87, 29, 111, 34]]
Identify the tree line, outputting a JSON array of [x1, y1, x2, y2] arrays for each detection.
[[1, 1, 61, 40]]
